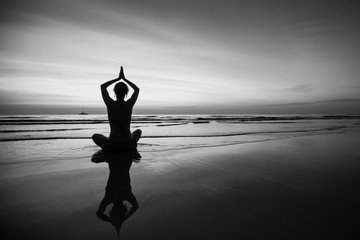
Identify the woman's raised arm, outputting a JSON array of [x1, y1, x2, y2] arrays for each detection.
[[120, 66, 140, 107], [100, 72, 121, 105]]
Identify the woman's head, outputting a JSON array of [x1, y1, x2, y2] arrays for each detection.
[[110, 202, 127, 219], [109, 202, 127, 235], [114, 82, 128, 99]]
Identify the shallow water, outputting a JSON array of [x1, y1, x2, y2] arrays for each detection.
[[0, 114, 359, 164]]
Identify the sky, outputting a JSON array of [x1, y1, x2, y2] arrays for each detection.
[[1, 0, 360, 114]]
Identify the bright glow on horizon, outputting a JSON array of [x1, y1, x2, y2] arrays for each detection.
[[1, 0, 360, 113]]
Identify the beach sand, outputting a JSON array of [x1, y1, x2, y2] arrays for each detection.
[[1, 130, 360, 239]]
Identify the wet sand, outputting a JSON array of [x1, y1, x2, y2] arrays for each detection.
[[1, 130, 360, 239]]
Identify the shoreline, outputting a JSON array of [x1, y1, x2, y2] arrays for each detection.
[[1, 130, 360, 239]]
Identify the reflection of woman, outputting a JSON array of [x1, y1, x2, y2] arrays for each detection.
[[95, 157, 139, 231], [92, 66, 141, 158]]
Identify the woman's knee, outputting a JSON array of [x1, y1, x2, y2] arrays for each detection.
[[92, 134, 101, 141], [92, 134, 107, 146], [132, 129, 142, 142], [133, 129, 142, 136]]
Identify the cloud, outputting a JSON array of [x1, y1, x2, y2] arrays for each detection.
[[0, 89, 91, 105], [284, 84, 313, 92]]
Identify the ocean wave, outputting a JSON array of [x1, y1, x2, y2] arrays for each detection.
[[0, 125, 347, 142], [1, 114, 359, 126], [0, 120, 108, 125], [0, 128, 349, 165], [0, 128, 89, 133], [0, 120, 168, 125], [155, 123, 188, 127]]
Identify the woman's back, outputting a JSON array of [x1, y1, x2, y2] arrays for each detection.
[[107, 101, 133, 142]]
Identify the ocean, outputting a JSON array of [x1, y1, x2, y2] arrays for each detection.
[[0, 114, 359, 164]]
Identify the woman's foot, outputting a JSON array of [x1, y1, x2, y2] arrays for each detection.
[[91, 150, 105, 163]]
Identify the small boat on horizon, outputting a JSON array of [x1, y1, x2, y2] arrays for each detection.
[[79, 106, 88, 115]]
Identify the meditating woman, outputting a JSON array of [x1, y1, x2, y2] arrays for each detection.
[[92, 66, 141, 158]]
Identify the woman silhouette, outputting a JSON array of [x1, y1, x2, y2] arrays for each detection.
[[92, 66, 141, 157]]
